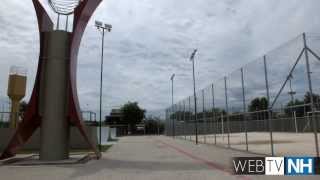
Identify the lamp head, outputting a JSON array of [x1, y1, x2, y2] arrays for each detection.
[[170, 74, 175, 81], [95, 21, 112, 32], [105, 24, 112, 32], [190, 49, 198, 61], [95, 21, 103, 29]]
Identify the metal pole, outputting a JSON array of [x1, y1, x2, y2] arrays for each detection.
[[165, 109, 167, 135], [180, 102, 182, 138], [158, 118, 160, 135], [171, 107, 173, 136], [171, 75, 175, 138], [211, 84, 216, 145], [264, 55, 274, 156], [192, 57, 198, 144], [241, 68, 248, 151], [189, 96, 192, 141], [99, 29, 105, 152], [224, 77, 230, 148], [303, 33, 319, 157], [294, 111, 298, 133], [177, 102, 180, 137], [56, 13, 60, 30], [202, 89, 206, 143], [288, 76, 297, 132], [65, 15, 69, 31], [221, 113, 224, 140], [168, 109, 170, 136], [176, 103, 179, 137], [183, 100, 187, 140]]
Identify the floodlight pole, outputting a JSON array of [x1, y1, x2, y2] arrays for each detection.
[[183, 100, 186, 140], [171, 73, 175, 138], [202, 89, 206, 143], [190, 49, 198, 144], [95, 21, 112, 152], [211, 84, 217, 144]]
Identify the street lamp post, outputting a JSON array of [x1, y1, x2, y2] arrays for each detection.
[[190, 49, 198, 144], [170, 73, 175, 138], [95, 21, 112, 152]]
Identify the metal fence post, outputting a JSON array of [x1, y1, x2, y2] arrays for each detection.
[[189, 96, 192, 141], [241, 68, 249, 151], [211, 84, 217, 145], [224, 77, 230, 148], [168, 109, 170, 136], [165, 109, 167, 135], [173, 105, 175, 138], [170, 108, 172, 136], [169, 109, 171, 136], [202, 89, 207, 143], [264, 55, 274, 156], [178, 102, 181, 137], [180, 102, 182, 137], [184, 100, 187, 140], [168, 108, 170, 136], [303, 32, 319, 157], [176, 103, 179, 137], [194, 93, 199, 145]]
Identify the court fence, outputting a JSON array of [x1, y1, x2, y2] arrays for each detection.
[[165, 33, 320, 157]]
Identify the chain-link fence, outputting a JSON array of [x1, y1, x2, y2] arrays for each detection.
[[0, 111, 97, 127], [165, 33, 320, 157], [0, 99, 12, 127]]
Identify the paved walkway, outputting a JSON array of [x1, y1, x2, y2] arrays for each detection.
[[0, 136, 318, 180]]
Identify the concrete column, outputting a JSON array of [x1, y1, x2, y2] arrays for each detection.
[[40, 30, 70, 161], [9, 101, 20, 128]]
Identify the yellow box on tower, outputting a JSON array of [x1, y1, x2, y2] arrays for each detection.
[[7, 66, 27, 128]]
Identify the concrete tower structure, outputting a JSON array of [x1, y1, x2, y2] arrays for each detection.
[[7, 66, 27, 129], [0, 0, 103, 161]]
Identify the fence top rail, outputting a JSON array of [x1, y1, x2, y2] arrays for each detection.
[[165, 33, 320, 114]]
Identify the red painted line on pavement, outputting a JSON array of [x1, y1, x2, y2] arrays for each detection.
[[157, 139, 251, 180]]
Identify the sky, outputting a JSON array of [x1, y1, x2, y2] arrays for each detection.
[[1, 0, 320, 118]]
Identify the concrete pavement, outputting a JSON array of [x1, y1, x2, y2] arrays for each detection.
[[0, 135, 318, 180]]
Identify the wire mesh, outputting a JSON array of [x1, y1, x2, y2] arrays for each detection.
[[165, 33, 320, 156]]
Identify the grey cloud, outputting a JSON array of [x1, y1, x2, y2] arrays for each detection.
[[1, 0, 320, 118]]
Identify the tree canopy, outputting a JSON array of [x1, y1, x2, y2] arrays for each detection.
[[284, 99, 305, 117], [284, 92, 320, 117], [144, 116, 164, 134], [120, 101, 146, 132], [248, 97, 268, 112]]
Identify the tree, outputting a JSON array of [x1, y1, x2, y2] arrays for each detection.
[[304, 92, 320, 111], [144, 116, 164, 135], [120, 101, 146, 133], [19, 101, 28, 119], [248, 97, 268, 112], [283, 92, 320, 117], [284, 99, 305, 117], [248, 97, 269, 120]]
